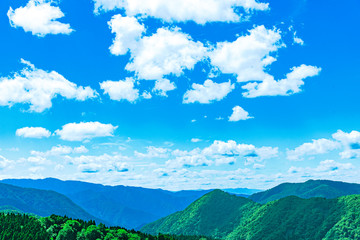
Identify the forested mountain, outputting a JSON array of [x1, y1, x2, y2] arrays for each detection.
[[142, 190, 360, 240], [0, 178, 258, 229], [0, 213, 211, 240], [249, 179, 360, 204], [142, 190, 258, 239], [0, 183, 101, 223]]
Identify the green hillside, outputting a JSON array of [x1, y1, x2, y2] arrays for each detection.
[[142, 190, 258, 239], [249, 179, 360, 204], [0, 183, 101, 223], [142, 190, 360, 240]]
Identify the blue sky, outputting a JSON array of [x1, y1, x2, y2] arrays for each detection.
[[0, 0, 359, 190]]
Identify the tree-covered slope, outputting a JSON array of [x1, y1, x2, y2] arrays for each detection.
[[227, 196, 344, 240], [249, 179, 360, 204], [0, 183, 100, 223], [0, 213, 212, 240], [142, 190, 360, 240], [141, 190, 259, 239]]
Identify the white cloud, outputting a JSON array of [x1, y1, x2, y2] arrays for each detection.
[[242, 64, 322, 98], [287, 138, 341, 161], [183, 80, 234, 104], [293, 32, 304, 46], [316, 160, 353, 172], [332, 130, 360, 146], [209, 25, 282, 83], [0, 156, 11, 170], [153, 79, 176, 97], [289, 160, 353, 175], [228, 106, 253, 121], [27, 156, 47, 164], [0, 59, 97, 112], [135, 146, 170, 158], [93, 0, 269, 24], [202, 140, 278, 162], [126, 28, 207, 80], [333, 130, 360, 159], [167, 140, 277, 168], [141, 91, 152, 99], [31, 145, 88, 157], [55, 122, 118, 141], [166, 154, 212, 168], [191, 138, 202, 143], [66, 153, 130, 173], [100, 78, 139, 102], [108, 14, 145, 56], [16, 127, 51, 139], [8, 0, 73, 37]]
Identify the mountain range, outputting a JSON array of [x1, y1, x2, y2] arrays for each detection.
[[142, 189, 360, 240], [2, 177, 360, 237], [0, 178, 259, 229], [249, 179, 360, 204]]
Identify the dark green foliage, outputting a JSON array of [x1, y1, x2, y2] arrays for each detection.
[[0, 213, 210, 240], [249, 179, 360, 204], [142, 190, 360, 240], [0, 213, 49, 240]]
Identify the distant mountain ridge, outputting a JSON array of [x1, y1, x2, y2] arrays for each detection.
[[249, 179, 360, 204], [142, 190, 360, 240], [0, 182, 102, 223], [0, 178, 260, 229]]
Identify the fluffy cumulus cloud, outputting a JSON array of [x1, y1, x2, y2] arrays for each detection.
[[16, 127, 51, 139], [0, 155, 12, 170], [209, 25, 282, 83], [333, 130, 360, 159], [31, 145, 88, 157], [7, 0, 73, 37], [125, 28, 207, 80], [135, 146, 170, 158], [153, 79, 176, 97], [166, 140, 278, 168], [228, 106, 253, 121], [93, 0, 269, 24], [55, 122, 118, 141], [166, 154, 212, 168], [100, 78, 139, 102], [0, 59, 97, 112], [242, 64, 322, 98], [287, 138, 341, 161], [183, 80, 234, 104], [286, 130, 360, 161], [108, 14, 145, 56], [202, 140, 278, 162], [65, 153, 130, 173], [289, 160, 353, 177]]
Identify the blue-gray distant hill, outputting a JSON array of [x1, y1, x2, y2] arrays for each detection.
[[0, 182, 101, 223], [249, 179, 360, 204], [1, 178, 259, 229]]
